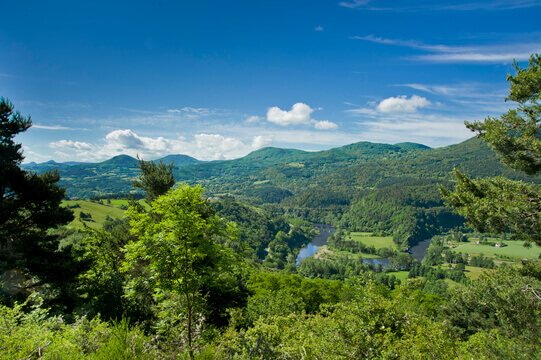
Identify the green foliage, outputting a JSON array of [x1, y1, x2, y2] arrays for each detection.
[[245, 272, 352, 320], [213, 198, 313, 264], [442, 54, 541, 246], [457, 329, 540, 360], [0, 299, 160, 359], [466, 54, 541, 175], [341, 179, 465, 248], [0, 97, 83, 310], [469, 254, 495, 269], [214, 278, 458, 359], [62, 199, 128, 229], [442, 171, 541, 245], [123, 185, 246, 357], [79, 211, 93, 220], [75, 218, 136, 321], [131, 157, 175, 204], [243, 186, 293, 204], [213, 198, 291, 259], [445, 263, 541, 342]]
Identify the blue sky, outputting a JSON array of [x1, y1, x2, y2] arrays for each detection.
[[1, 0, 540, 162]]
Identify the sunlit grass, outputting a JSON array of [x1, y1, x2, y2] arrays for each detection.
[[346, 232, 396, 249], [61, 200, 149, 229], [451, 239, 541, 259]]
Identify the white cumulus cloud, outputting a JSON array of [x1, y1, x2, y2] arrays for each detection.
[[266, 103, 338, 130], [267, 103, 314, 126], [251, 135, 273, 148], [194, 134, 243, 153], [105, 129, 147, 149], [314, 120, 339, 130], [376, 95, 431, 114]]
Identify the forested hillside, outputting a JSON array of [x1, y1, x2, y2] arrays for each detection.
[[23, 136, 541, 248], [4, 57, 541, 360]]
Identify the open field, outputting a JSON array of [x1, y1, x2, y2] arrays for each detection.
[[444, 278, 462, 290], [393, 271, 410, 282], [315, 245, 380, 262], [346, 232, 396, 249], [463, 266, 488, 280], [62, 200, 128, 229], [451, 239, 541, 259]]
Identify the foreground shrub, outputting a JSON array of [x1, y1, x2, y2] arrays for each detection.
[[0, 298, 161, 359]]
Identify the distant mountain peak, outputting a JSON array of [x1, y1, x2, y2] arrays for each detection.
[[394, 142, 432, 150], [157, 154, 202, 167], [100, 154, 138, 166]]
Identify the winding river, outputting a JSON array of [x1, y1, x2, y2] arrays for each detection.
[[296, 225, 429, 267], [296, 224, 335, 266]]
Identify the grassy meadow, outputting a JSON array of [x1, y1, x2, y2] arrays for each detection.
[[451, 239, 541, 259], [346, 232, 396, 249], [61, 199, 148, 229], [315, 232, 398, 262]]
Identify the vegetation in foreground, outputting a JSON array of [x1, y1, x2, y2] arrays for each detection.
[[2, 54, 541, 359]]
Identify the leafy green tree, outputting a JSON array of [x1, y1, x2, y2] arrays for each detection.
[[441, 54, 541, 246], [216, 278, 457, 359], [76, 218, 139, 321], [445, 264, 541, 345], [122, 184, 239, 359], [0, 98, 80, 309], [131, 156, 175, 204]]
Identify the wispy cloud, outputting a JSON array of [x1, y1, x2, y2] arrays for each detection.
[[339, 0, 541, 11], [395, 83, 511, 112], [355, 115, 473, 147], [351, 34, 541, 63], [339, 0, 374, 9], [246, 115, 262, 123], [398, 83, 505, 100], [119, 107, 156, 114], [343, 84, 517, 146], [32, 124, 77, 130], [314, 26, 324, 31], [49, 140, 93, 151]]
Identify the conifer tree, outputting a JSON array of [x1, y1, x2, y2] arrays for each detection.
[[131, 156, 175, 204], [441, 54, 541, 246], [0, 98, 81, 308]]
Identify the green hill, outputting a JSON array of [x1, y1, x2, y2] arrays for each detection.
[[157, 154, 202, 167], [26, 137, 541, 246]]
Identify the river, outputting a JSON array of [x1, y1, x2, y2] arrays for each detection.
[[296, 225, 392, 268], [296, 225, 428, 267], [408, 238, 432, 262], [296, 224, 335, 266]]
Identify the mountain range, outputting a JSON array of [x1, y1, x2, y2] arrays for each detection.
[[22, 137, 539, 200], [22, 137, 540, 246]]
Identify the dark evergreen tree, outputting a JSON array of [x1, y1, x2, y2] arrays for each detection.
[[0, 98, 82, 309], [131, 156, 175, 204], [441, 54, 541, 246]]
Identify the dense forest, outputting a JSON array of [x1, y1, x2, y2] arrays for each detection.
[[2, 55, 541, 359]]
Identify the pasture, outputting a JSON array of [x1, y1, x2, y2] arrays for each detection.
[[451, 239, 541, 259], [346, 232, 396, 249], [62, 200, 128, 229]]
